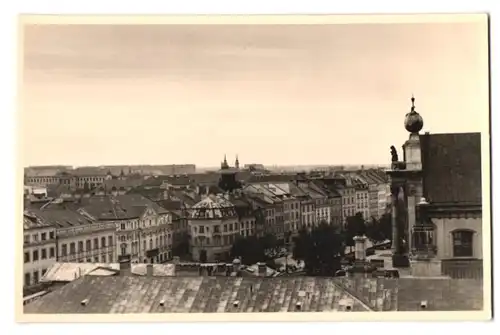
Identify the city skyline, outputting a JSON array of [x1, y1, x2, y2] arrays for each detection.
[[21, 17, 488, 167]]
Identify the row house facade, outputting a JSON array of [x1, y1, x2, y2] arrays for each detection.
[[28, 203, 117, 264], [23, 211, 57, 294], [242, 184, 287, 242], [77, 194, 173, 264]]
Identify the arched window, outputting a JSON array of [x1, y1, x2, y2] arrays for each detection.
[[452, 230, 474, 257]]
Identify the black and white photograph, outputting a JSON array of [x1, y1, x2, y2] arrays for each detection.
[[17, 14, 491, 321]]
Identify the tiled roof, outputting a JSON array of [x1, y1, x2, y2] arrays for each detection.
[[41, 262, 176, 283], [24, 276, 370, 313], [23, 276, 484, 314], [420, 133, 482, 205], [23, 210, 54, 230], [26, 207, 95, 229], [190, 195, 238, 219], [78, 194, 169, 220], [46, 184, 72, 198]]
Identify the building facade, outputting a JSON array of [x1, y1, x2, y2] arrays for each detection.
[[188, 194, 239, 262], [23, 211, 57, 294], [76, 194, 173, 264]]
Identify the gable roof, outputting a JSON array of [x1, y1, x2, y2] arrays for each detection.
[[420, 133, 482, 205]]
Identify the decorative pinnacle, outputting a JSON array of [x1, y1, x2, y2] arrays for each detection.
[[411, 94, 415, 111]]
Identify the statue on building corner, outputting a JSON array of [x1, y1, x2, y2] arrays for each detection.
[[390, 146, 398, 162]]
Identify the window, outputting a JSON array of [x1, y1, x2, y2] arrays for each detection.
[[24, 273, 30, 286], [94, 238, 99, 249], [32, 234, 39, 242], [199, 226, 205, 234], [214, 225, 220, 233], [108, 236, 113, 247], [24, 235, 30, 244], [224, 224, 228, 232], [49, 247, 55, 258], [121, 243, 127, 256], [24, 252, 30, 263], [229, 224, 233, 231], [149, 239, 153, 250], [86, 240, 91, 251], [70, 242, 76, 254], [49, 231, 55, 239], [41, 248, 47, 259], [78, 241, 84, 252], [101, 237, 106, 247], [453, 230, 474, 257], [41, 268, 47, 276], [41, 233, 47, 241], [86, 258, 91, 262], [61, 244, 67, 256], [94, 257, 99, 262], [33, 250, 39, 261], [101, 254, 107, 263], [33, 271, 39, 284], [121, 223, 125, 230]]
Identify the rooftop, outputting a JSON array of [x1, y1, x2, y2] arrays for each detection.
[[190, 194, 238, 219], [41, 262, 176, 283], [24, 276, 483, 314], [25, 207, 95, 229], [420, 132, 482, 205]]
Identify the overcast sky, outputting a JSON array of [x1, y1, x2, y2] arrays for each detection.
[[20, 17, 489, 167]]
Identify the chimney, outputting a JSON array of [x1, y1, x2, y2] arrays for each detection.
[[146, 263, 153, 277], [118, 255, 132, 276], [353, 236, 367, 262], [257, 262, 267, 277]]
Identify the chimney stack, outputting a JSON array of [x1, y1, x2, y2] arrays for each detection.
[[353, 236, 367, 262], [146, 263, 153, 277], [257, 262, 267, 277], [118, 255, 132, 276]]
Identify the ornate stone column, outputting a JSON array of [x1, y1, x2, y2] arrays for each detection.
[[390, 186, 399, 251]]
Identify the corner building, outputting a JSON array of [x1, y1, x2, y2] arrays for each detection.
[[188, 194, 239, 262]]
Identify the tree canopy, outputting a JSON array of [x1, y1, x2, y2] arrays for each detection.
[[230, 234, 278, 265], [292, 222, 344, 276], [365, 213, 392, 243], [344, 212, 367, 249]]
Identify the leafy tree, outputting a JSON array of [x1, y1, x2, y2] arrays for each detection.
[[230, 235, 266, 265], [172, 232, 190, 257], [260, 233, 278, 252], [292, 222, 344, 276], [344, 212, 367, 251]]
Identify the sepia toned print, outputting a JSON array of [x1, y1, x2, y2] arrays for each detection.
[[17, 14, 491, 321]]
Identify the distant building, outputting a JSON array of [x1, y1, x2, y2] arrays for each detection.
[[188, 194, 240, 262]]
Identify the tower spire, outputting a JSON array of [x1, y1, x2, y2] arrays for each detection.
[[235, 154, 240, 169], [411, 94, 415, 111]]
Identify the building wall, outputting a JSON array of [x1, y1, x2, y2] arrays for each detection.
[[57, 224, 116, 264], [341, 187, 356, 221], [433, 216, 482, 260], [367, 184, 379, 219], [329, 196, 343, 226], [23, 227, 57, 288], [377, 184, 390, 218], [189, 217, 239, 262], [284, 199, 301, 235], [115, 212, 173, 264], [355, 189, 369, 220], [238, 215, 256, 238], [301, 201, 315, 229]]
